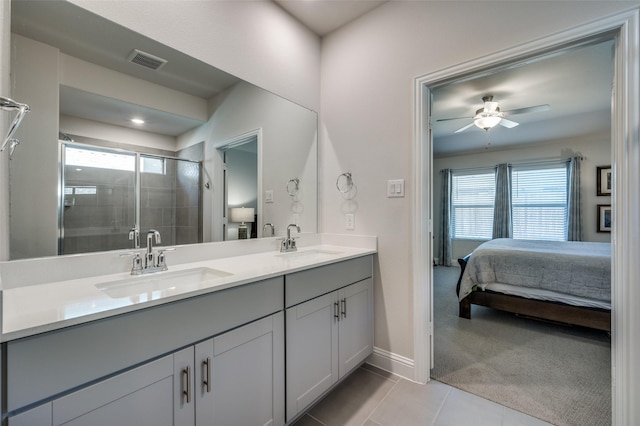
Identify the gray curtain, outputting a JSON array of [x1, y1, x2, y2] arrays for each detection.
[[492, 163, 512, 239], [567, 156, 583, 241], [439, 169, 452, 266]]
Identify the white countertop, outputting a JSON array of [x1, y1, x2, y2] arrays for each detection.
[[1, 237, 376, 341]]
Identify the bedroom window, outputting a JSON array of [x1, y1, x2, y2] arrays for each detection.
[[511, 165, 568, 241], [451, 170, 496, 239]]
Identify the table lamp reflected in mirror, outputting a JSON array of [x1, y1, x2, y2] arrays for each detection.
[[230, 207, 255, 239]]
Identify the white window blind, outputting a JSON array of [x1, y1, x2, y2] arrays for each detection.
[[511, 164, 567, 241], [451, 170, 495, 239]]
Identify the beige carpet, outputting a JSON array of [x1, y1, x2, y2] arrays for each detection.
[[431, 266, 611, 426]]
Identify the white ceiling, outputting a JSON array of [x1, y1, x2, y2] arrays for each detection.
[[274, 0, 387, 36], [432, 39, 614, 156]]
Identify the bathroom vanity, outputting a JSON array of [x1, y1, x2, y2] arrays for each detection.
[[0, 235, 376, 425]]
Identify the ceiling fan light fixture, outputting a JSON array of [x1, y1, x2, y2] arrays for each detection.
[[474, 114, 502, 131]]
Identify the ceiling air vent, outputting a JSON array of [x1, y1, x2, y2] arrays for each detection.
[[127, 49, 168, 71]]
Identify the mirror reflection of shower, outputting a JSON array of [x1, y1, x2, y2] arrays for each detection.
[[59, 142, 202, 255]]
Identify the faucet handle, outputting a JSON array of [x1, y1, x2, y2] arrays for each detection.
[[131, 253, 143, 274], [157, 247, 175, 269], [120, 251, 143, 274]]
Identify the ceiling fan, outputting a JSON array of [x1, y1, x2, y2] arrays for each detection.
[[437, 95, 550, 133]]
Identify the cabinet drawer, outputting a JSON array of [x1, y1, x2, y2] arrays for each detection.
[[52, 356, 174, 426], [285, 256, 372, 308], [6, 277, 283, 412], [8, 404, 52, 426]]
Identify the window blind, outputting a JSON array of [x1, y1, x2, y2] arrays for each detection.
[[451, 170, 495, 239], [511, 165, 567, 240]]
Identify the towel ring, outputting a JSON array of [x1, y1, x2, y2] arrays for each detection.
[[336, 172, 354, 194], [287, 178, 300, 196]]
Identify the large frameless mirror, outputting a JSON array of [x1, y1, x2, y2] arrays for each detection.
[[9, 0, 317, 260]]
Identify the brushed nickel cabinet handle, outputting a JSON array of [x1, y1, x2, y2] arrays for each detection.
[[341, 298, 347, 318], [203, 357, 211, 393], [334, 301, 340, 320], [182, 366, 192, 404]]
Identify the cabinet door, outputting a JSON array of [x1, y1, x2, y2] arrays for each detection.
[[174, 346, 196, 426], [338, 278, 374, 378], [208, 313, 285, 426], [50, 355, 174, 426], [286, 292, 339, 421]]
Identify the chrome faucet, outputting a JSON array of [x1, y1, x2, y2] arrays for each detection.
[[145, 229, 161, 269], [128, 226, 140, 248], [123, 229, 173, 275], [263, 223, 275, 237], [281, 224, 300, 252]]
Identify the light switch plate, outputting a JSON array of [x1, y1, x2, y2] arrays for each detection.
[[387, 179, 405, 198]]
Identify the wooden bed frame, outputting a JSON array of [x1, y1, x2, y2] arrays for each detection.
[[455, 254, 611, 332]]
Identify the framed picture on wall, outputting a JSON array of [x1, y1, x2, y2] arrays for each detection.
[[596, 165, 612, 196], [597, 204, 612, 233]]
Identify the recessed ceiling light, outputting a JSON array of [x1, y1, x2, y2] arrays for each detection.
[[131, 118, 145, 124]]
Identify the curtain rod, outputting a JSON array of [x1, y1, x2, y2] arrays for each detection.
[[508, 158, 571, 168], [445, 156, 581, 174]]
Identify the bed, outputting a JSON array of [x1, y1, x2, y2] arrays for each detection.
[[456, 238, 611, 331]]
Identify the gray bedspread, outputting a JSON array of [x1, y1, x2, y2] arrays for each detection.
[[458, 238, 611, 303]]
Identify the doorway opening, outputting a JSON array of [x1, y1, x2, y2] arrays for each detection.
[[412, 9, 639, 424], [214, 131, 260, 241]]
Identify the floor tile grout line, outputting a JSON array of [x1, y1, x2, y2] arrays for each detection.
[[359, 373, 403, 426], [306, 413, 327, 425], [361, 365, 401, 384], [430, 383, 453, 426]]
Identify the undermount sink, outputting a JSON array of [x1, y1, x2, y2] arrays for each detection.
[[96, 267, 233, 299], [275, 249, 343, 259]]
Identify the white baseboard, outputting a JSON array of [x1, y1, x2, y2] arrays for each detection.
[[366, 346, 415, 382]]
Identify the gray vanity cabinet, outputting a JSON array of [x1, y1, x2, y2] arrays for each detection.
[[10, 313, 284, 426], [4, 255, 373, 426], [174, 313, 285, 426], [285, 256, 374, 421], [5, 277, 284, 426]]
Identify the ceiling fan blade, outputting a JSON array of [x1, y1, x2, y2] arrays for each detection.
[[498, 118, 519, 128], [436, 116, 473, 122], [454, 122, 476, 133], [484, 101, 499, 112], [503, 104, 550, 116]]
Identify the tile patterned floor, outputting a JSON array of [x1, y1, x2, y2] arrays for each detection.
[[292, 364, 553, 426]]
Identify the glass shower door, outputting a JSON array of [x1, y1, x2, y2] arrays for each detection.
[[60, 145, 202, 254], [139, 154, 202, 248], [60, 144, 136, 255]]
